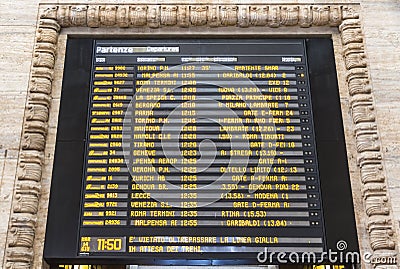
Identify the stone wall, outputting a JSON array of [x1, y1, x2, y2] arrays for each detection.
[[0, 1, 399, 268]]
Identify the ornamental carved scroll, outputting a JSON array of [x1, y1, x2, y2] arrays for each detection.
[[4, 3, 398, 269], [339, 15, 398, 266], [40, 4, 347, 28], [5, 17, 59, 269]]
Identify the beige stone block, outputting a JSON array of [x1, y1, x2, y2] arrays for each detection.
[[0, 0, 41, 26], [48, 98, 60, 129], [0, 1, 399, 268], [0, 160, 18, 199], [0, 26, 36, 94], [0, 149, 6, 160], [384, 161, 400, 188], [50, 79, 63, 100], [387, 191, 400, 224], [0, 158, 5, 191], [375, 107, 400, 149], [5, 149, 20, 159], [44, 126, 57, 163], [33, 159, 53, 269], [33, 191, 50, 269], [387, 175, 400, 189], [0, 93, 27, 150], [370, 68, 400, 84], [52, 36, 67, 100], [0, 158, 18, 265]]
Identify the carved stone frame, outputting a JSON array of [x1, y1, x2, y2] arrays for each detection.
[[4, 3, 398, 268]]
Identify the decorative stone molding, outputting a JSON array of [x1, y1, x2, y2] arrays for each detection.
[[26, 104, 49, 122], [367, 219, 396, 251], [39, 4, 351, 28], [9, 227, 36, 248], [17, 162, 42, 182], [361, 163, 385, 184], [338, 10, 398, 266], [366, 196, 390, 216], [5, 12, 59, 269], [21, 133, 46, 151], [4, 3, 398, 268]]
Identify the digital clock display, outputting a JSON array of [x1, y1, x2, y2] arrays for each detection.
[[80, 237, 126, 253]]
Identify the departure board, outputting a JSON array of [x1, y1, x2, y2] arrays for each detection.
[[45, 39, 359, 265]]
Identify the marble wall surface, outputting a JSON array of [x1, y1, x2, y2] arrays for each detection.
[[0, 1, 399, 268]]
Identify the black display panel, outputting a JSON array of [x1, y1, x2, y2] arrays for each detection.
[[44, 38, 358, 266]]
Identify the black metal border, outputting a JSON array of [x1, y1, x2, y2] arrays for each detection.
[[306, 38, 359, 254], [44, 38, 359, 266], [44, 38, 92, 262]]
